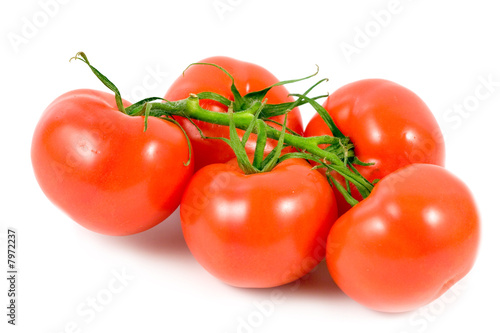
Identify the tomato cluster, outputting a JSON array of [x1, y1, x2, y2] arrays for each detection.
[[31, 54, 480, 313]]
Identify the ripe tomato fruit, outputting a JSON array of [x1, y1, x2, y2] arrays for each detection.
[[326, 164, 480, 312], [305, 79, 445, 215], [180, 158, 337, 288], [165, 56, 303, 171], [31, 89, 193, 236]]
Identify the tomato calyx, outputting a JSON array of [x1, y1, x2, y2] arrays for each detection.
[[221, 102, 289, 174], [71, 52, 375, 203], [183, 62, 324, 114]]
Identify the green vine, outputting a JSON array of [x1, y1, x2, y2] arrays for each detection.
[[70, 52, 375, 205]]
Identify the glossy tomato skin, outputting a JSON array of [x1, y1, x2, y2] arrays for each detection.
[[180, 158, 337, 288], [305, 79, 445, 216], [165, 56, 303, 171], [31, 89, 193, 236], [326, 164, 480, 312]]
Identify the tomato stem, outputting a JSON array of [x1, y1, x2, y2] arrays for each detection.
[[72, 52, 375, 203], [146, 97, 374, 195]]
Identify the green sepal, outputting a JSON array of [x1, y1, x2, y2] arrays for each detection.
[[346, 161, 373, 199], [352, 157, 375, 166], [241, 67, 319, 108], [261, 77, 329, 119], [226, 105, 258, 174], [261, 118, 302, 136], [161, 116, 193, 167], [126, 97, 166, 116], [70, 52, 126, 114], [327, 174, 359, 207], [261, 114, 288, 173], [260, 95, 327, 118], [277, 151, 325, 166], [142, 103, 153, 131], [323, 137, 355, 164], [184, 62, 245, 111], [241, 102, 265, 146], [196, 92, 231, 106], [291, 93, 344, 138], [326, 164, 371, 199], [252, 120, 268, 169]]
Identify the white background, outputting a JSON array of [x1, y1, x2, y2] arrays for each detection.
[[1, 0, 499, 332]]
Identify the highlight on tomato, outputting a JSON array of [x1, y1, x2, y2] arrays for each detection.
[[305, 79, 445, 216], [326, 163, 480, 313]]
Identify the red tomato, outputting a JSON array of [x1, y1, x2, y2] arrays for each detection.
[[165, 56, 303, 171], [305, 79, 445, 215], [180, 158, 337, 288], [326, 164, 480, 312], [31, 89, 193, 236]]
